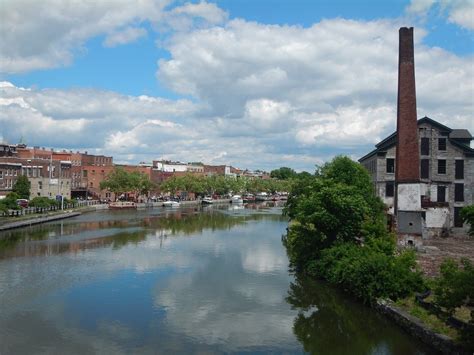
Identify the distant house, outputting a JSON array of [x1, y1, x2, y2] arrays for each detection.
[[359, 116, 474, 234]]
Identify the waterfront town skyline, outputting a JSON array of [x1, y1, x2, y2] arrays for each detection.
[[1, 1, 473, 172]]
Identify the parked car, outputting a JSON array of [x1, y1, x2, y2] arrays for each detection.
[[16, 199, 29, 208]]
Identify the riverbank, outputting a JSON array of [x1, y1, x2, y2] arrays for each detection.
[[0, 211, 82, 232], [0, 199, 232, 232]]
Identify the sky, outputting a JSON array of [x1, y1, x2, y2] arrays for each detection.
[[0, 0, 473, 172]]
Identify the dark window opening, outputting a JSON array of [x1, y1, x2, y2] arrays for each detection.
[[438, 159, 446, 174], [437, 186, 446, 203], [454, 207, 463, 227], [421, 159, 429, 179], [386, 158, 395, 174], [438, 138, 447, 151], [385, 181, 395, 197], [454, 183, 464, 202], [421, 137, 430, 156], [455, 160, 464, 180]]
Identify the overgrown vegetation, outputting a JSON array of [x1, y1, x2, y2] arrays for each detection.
[[283, 156, 424, 303], [461, 205, 474, 236]]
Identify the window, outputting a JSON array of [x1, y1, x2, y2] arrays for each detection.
[[455, 160, 464, 179], [421, 137, 430, 155], [385, 181, 395, 197], [454, 207, 463, 227], [90, 182, 93, 187], [454, 183, 464, 202], [0, 171, 2, 179], [421, 159, 429, 179], [386, 158, 395, 174], [437, 186, 446, 203], [38, 181, 42, 190], [437, 159, 446, 174], [438, 138, 446, 151], [83, 170, 88, 177]]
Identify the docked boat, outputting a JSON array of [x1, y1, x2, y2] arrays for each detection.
[[163, 200, 180, 208], [201, 197, 214, 205], [231, 195, 243, 204], [242, 193, 255, 203], [109, 201, 137, 209], [255, 192, 270, 201]]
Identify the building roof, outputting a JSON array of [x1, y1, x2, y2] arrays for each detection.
[[450, 129, 472, 140], [359, 116, 474, 162]]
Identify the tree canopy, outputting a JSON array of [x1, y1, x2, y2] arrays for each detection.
[[270, 167, 297, 180], [12, 175, 31, 199], [100, 168, 155, 200]]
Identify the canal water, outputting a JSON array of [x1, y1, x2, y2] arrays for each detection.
[[0, 204, 431, 354]]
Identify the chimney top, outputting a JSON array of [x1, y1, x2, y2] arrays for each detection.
[[399, 27, 414, 64]]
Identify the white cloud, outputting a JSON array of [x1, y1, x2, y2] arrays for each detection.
[[407, 0, 474, 29], [103, 27, 148, 47], [0, 0, 226, 74], [1, 15, 473, 171]]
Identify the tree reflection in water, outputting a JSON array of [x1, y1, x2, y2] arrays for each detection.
[[286, 275, 430, 355], [0, 208, 285, 259]]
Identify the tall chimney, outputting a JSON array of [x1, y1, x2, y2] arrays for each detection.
[[396, 27, 419, 183], [395, 27, 423, 245]]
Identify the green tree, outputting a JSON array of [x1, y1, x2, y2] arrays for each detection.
[[461, 205, 474, 236], [270, 167, 297, 180], [12, 175, 31, 199]]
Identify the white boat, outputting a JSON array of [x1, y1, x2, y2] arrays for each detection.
[[163, 200, 180, 208], [231, 195, 243, 203], [202, 197, 214, 205], [255, 192, 270, 201]]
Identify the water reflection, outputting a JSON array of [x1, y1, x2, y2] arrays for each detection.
[[286, 275, 431, 355], [0, 206, 429, 354], [0, 206, 285, 259]]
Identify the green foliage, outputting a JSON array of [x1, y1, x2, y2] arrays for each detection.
[[12, 175, 31, 199], [270, 167, 297, 180], [460, 205, 474, 236], [0, 192, 22, 212], [433, 258, 474, 314], [29, 197, 59, 208], [433, 258, 474, 349], [283, 156, 386, 270], [310, 241, 425, 303], [159, 174, 291, 196], [100, 168, 155, 200]]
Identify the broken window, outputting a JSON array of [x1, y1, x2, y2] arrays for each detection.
[[420, 159, 429, 179], [420, 137, 430, 156], [454, 183, 464, 202], [455, 160, 464, 179], [386, 158, 395, 174], [385, 181, 395, 197], [437, 185, 446, 203]]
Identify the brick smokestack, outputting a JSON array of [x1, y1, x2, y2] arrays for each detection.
[[395, 27, 419, 183]]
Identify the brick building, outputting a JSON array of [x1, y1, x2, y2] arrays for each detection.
[[359, 116, 474, 234]]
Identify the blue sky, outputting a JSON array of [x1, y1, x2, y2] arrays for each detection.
[[1, 0, 473, 171]]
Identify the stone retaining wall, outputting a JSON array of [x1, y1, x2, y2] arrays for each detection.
[[0, 212, 81, 232], [375, 300, 470, 355]]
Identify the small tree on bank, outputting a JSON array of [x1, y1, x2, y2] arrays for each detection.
[[13, 175, 31, 199]]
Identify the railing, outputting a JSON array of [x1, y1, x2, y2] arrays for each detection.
[[1, 200, 101, 217]]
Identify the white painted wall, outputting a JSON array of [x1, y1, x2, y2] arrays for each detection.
[[397, 183, 422, 211], [425, 207, 450, 228]]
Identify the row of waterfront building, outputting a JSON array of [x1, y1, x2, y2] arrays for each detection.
[[0, 143, 270, 201]]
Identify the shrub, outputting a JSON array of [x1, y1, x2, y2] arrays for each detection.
[[29, 197, 59, 208], [460, 205, 474, 236], [0, 192, 21, 211], [310, 241, 425, 303]]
